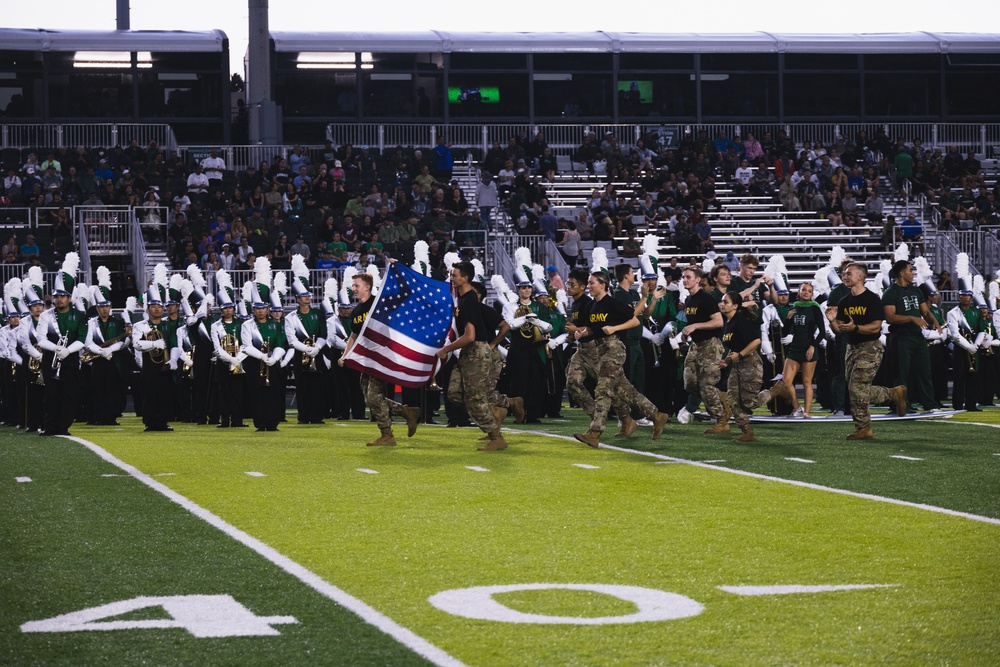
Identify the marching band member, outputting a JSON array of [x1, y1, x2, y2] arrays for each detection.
[[210, 269, 248, 428], [284, 254, 327, 424]]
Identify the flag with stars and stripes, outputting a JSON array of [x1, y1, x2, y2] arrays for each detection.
[[344, 261, 455, 388]]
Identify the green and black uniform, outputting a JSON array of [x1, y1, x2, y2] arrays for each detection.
[[882, 282, 940, 410], [41, 308, 88, 435]]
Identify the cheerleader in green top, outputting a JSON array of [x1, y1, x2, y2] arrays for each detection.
[[781, 282, 825, 418]]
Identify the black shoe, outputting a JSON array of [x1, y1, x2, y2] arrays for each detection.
[[310, 420, 326, 425], [266, 427, 279, 431], [526, 418, 542, 424], [256, 428, 266, 432], [446, 422, 458, 427], [968, 407, 983, 412], [233, 423, 249, 427]]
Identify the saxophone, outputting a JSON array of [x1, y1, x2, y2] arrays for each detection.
[[81, 332, 128, 364]]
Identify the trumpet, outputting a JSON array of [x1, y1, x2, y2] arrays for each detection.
[[52, 333, 68, 380], [515, 304, 547, 348], [30, 345, 44, 386]]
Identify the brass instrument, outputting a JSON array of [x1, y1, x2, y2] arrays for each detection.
[[647, 315, 662, 368], [301, 336, 319, 372], [144, 329, 166, 365], [51, 333, 68, 380], [260, 340, 270, 387], [515, 304, 547, 348], [221, 334, 245, 374], [180, 344, 195, 380], [81, 332, 128, 364], [30, 345, 44, 386]]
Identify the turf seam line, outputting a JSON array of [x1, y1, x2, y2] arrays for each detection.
[[517, 430, 1000, 526], [61, 435, 470, 667]]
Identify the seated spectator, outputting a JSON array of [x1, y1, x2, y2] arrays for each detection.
[[620, 228, 641, 258], [19, 234, 40, 261], [936, 270, 954, 292], [290, 235, 311, 261], [864, 189, 884, 223], [271, 233, 292, 269], [693, 216, 714, 252], [900, 213, 924, 252]]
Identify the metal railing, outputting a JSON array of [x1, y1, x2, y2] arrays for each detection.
[[1, 123, 178, 152], [933, 230, 1000, 280], [314, 122, 1000, 157]]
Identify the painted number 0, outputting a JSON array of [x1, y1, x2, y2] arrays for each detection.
[[428, 584, 704, 624]]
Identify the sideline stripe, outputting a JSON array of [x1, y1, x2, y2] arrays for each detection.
[[718, 583, 899, 596], [522, 430, 1000, 526], [63, 436, 468, 667]]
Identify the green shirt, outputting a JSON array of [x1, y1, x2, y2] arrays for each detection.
[[881, 283, 926, 337]]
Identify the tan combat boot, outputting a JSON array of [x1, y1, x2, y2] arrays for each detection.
[[478, 430, 508, 451], [769, 380, 792, 402], [614, 414, 638, 438], [704, 420, 731, 434], [652, 411, 669, 439], [719, 391, 731, 424], [508, 396, 526, 424], [891, 385, 908, 417], [402, 406, 420, 437], [491, 405, 508, 426], [733, 423, 756, 442], [846, 427, 873, 440], [573, 430, 602, 448], [367, 427, 396, 447]]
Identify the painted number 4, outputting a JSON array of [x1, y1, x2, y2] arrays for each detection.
[[21, 595, 298, 638]]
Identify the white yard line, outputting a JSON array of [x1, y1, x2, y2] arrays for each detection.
[[784, 457, 815, 464], [532, 432, 1000, 526], [465, 466, 490, 472], [63, 436, 468, 667]]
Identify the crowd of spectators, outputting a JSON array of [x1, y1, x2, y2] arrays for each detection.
[[1, 128, 997, 277]]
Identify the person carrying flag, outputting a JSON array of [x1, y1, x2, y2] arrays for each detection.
[[339, 265, 420, 446]]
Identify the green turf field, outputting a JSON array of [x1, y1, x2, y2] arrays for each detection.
[[3, 410, 999, 666]]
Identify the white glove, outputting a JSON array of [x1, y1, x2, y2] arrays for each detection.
[[766, 352, 776, 363], [152, 339, 167, 350], [182, 352, 194, 367], [56, 347, 70, 361], [101, 348, 114, 360], [264, 355, 278, 366], [167, 357, 178, 371], [922, 328, 937, 341], [330, 336, 347, 350], [107, 342, 124, 354], [27, 346, 43, 360], [497, 346, 508, 359], [547, 338, 560, 350], [662, 322, 675, 336], [10, 352, 23, 365], [780, 334, 793, 346], [281, 348, 295, 367], [819, 339, 827, 349], [651, 331, 667, 346], [534, 318, 553, 333], [307, 345, 321, 358], [506, 315, 528, 328]]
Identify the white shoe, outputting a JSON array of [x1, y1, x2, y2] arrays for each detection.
[[677, 407, 692, 424], [771, 373, 784, 382], [636, 418, 653, 427], [792, 407, 805, 418], [833, 410, 845, 417]]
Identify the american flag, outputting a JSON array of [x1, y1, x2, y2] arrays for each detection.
[[344, 262, 455, 388]]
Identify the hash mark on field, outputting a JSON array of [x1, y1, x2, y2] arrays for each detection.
[[700, 459, 726, 463], [785, 457, 815, 464], [465, 466, 490, 472], [356, 468, 379, 475], [655, 461, 683, 464], [101, 473, 128, 477], [573, 464, 600, 469], [16, 476, 32, 483], [890, 455, 923, 461], [245, 471, 267, 477], [153, 472, 176, 476]]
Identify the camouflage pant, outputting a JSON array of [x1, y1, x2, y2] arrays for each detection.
[[487, 346, 513, 409], [447, 341, 497, 433], [589, 336, 657, 433], [683, 337, 725, 421], [360, 374, 406, 430], [845, 340, 893, 431], [566, 341, 629, 419], [726, 352, 774, 426]]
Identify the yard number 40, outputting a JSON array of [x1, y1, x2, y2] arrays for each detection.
[[20, 595, 298, 638]]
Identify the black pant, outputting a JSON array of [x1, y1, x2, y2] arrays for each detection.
[[141, 362, 174, 430], [216, 362, 246, 426], [41, 352, 79, 434], [293, 354, 328, 423], [952, 347, 980, 410], [91, 357, 124, 425], [246, 359, 282, 430]]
